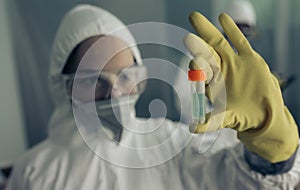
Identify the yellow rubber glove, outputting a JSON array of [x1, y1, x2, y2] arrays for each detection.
[[184, 12, 299, 163]]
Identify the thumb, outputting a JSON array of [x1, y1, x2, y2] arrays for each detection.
[[189, 57, 213, 83]]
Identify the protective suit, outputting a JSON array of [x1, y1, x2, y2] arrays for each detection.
[[7, 4, 300, 190]]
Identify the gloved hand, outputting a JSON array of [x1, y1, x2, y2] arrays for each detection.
[[184, 11, 299, 163]]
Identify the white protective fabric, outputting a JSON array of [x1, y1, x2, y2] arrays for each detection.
[[225, 0, 257, 26], [7, 4, 300, 190]]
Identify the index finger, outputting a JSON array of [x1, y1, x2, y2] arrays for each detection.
[[189, 11, 234, 57]]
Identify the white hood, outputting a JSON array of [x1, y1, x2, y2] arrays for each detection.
[[226, 0, 257, 26], [47, 4, 141, 135]]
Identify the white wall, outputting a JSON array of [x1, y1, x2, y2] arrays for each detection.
[[0, 0, 27, 168]]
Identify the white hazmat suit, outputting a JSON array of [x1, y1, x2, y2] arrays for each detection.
[[7, 4, 300, 190]]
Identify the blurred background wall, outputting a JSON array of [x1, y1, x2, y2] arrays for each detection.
[[1, 0, 299, 156], [0, 0, 27, 168]]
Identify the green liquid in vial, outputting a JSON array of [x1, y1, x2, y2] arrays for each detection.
[[192, 93, 205, 123]]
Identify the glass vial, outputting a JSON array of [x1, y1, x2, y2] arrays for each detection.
[[188, 70, 207, 124]]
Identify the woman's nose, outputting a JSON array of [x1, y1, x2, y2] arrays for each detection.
[[111, 87, 123, 98]]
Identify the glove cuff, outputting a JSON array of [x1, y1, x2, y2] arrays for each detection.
[[244, 145, 298, 175]]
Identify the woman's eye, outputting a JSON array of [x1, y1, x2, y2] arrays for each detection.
[[120, 73, 130, 81]]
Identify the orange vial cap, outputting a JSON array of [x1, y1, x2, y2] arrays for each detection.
[[188, 70, 207, 81]]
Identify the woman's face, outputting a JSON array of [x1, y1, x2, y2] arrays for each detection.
[[63, 35, 135, 102]]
